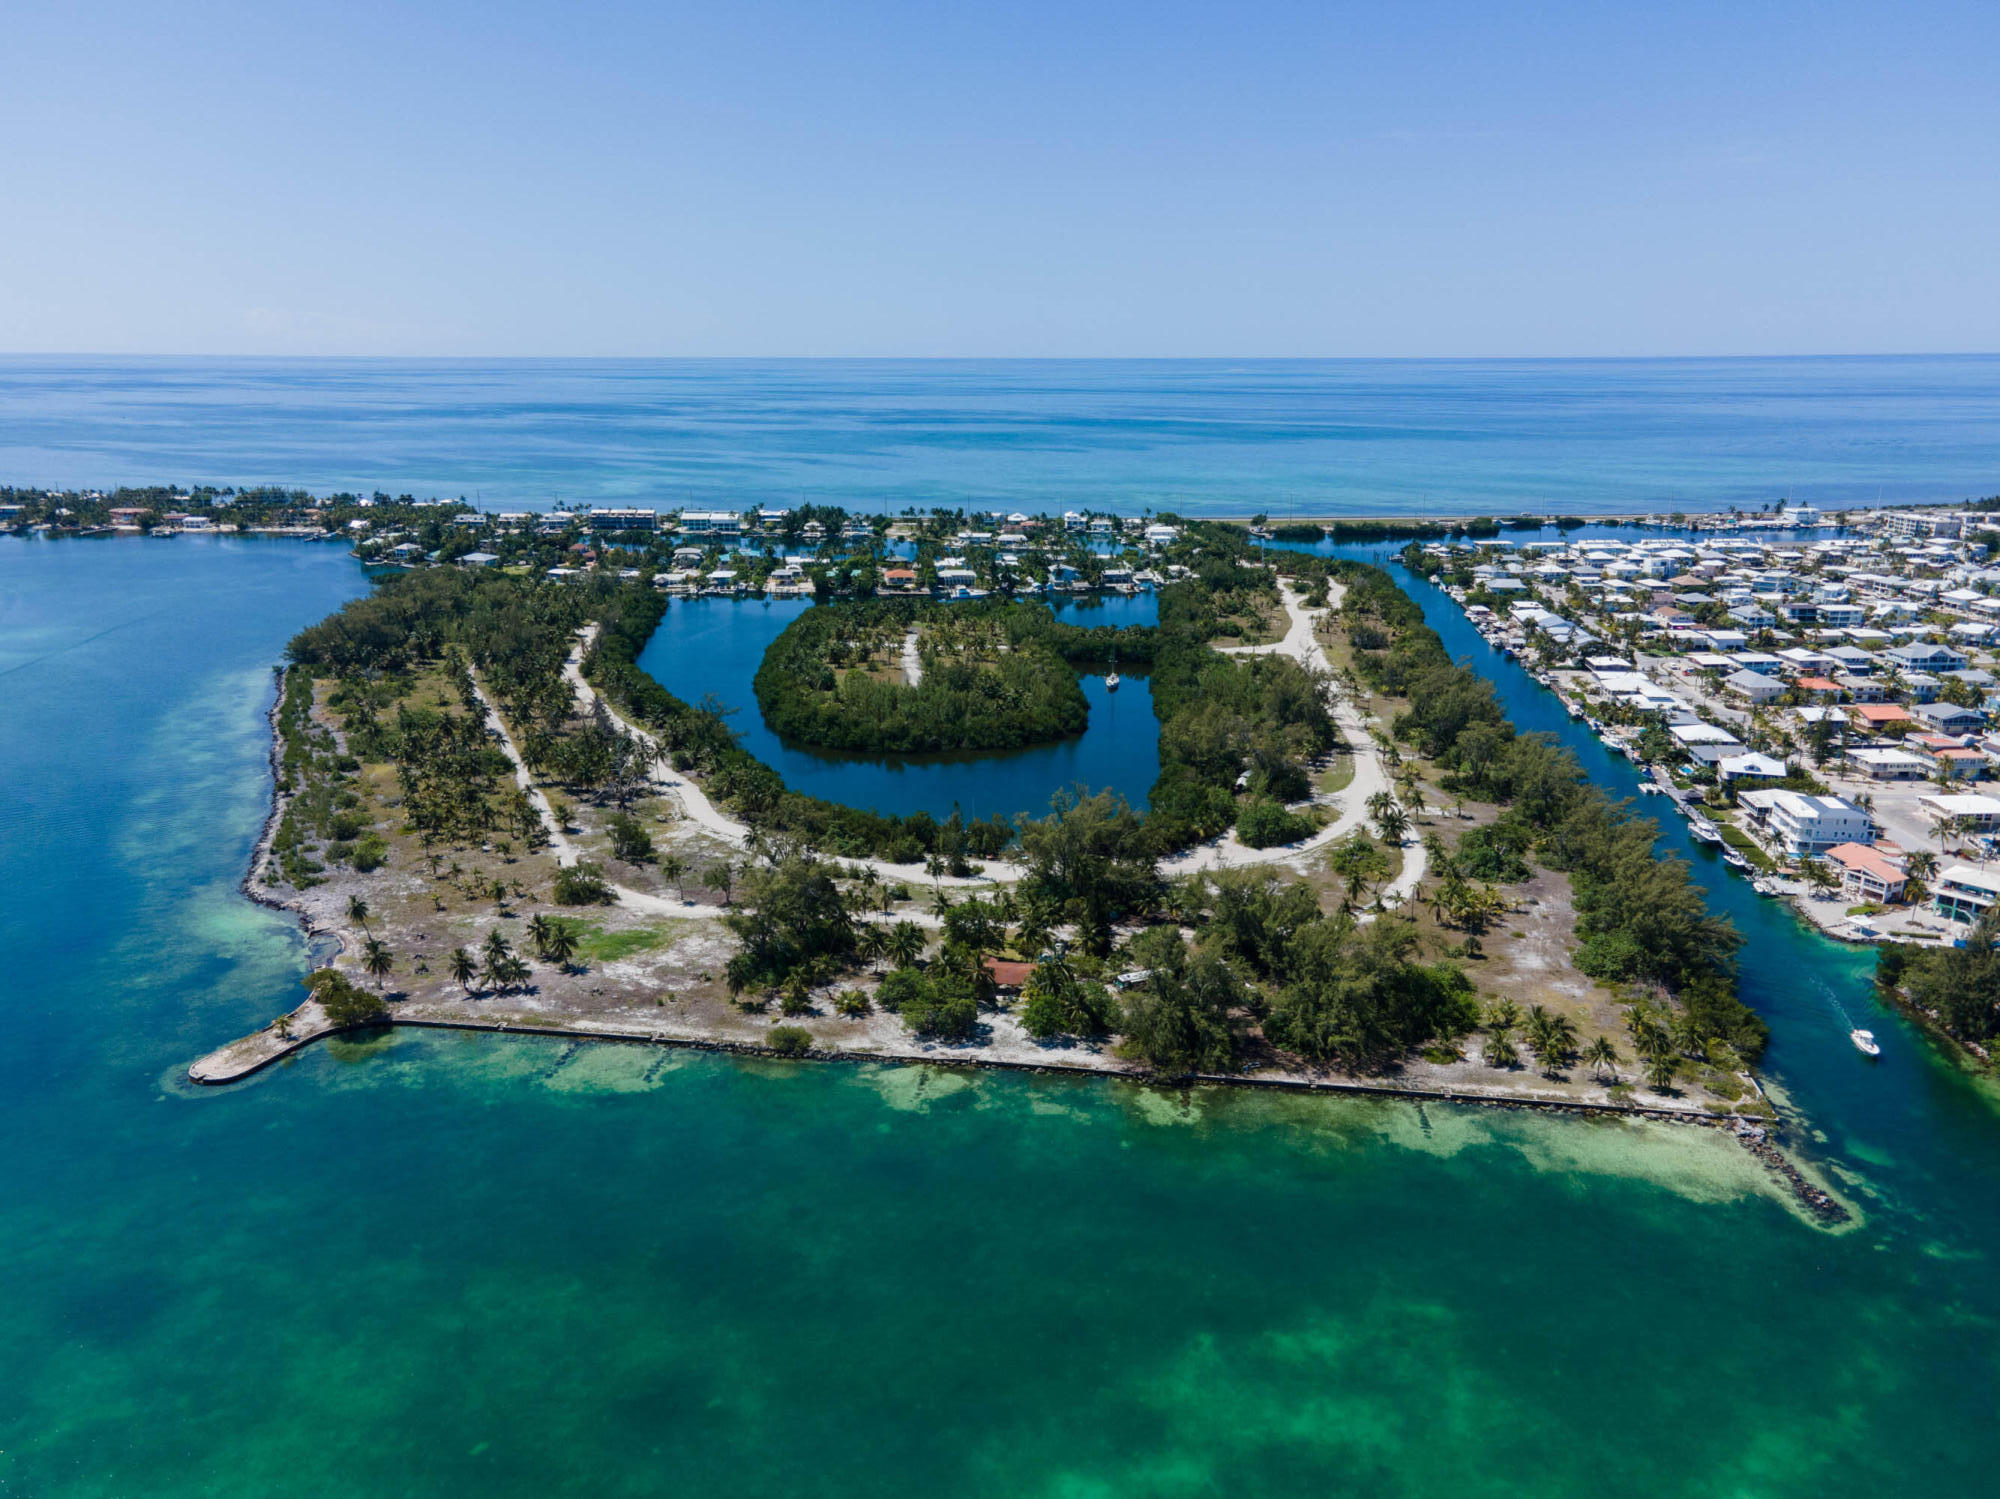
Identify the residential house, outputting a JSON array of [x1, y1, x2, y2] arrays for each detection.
[[1918, 793, 2000, 834], [1912, 701, 1986, 735], [1849, 702, 1915, 733], [1761, 792, 1874, 858], [1723, 669, 1783, 705], [1886, 641, 1969, 673], [1846, 747, 1931, 781], [1667, 722, 1746, 765], [1825, 844, 1908, 904], [1717, 752, 1789, 784], [1934, 865, 2000, 925]]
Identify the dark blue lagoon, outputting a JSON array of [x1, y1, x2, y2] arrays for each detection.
[[635, 596, 1159, 821]]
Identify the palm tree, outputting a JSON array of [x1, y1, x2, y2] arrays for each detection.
[[855, 922, 889, 969], [346, 896, 370, 931], [661, 853, 689, 901], [1523, 1005, 1576, 1075], [449, 946, 479, 994], [527, 913, 553, 952], [1373, 801, 1411, 846], [886, 921, 925, 968], [541, 921, 579, 971], [707, 858, 737, 906], [483, 929, 513, 965], [1644, 1053, 1680, 1093], [1581, 1035, 1622, 1083], [361, 937, 394, 991], [924, 853, 947, 892], [1907, 849, 1939, 885]]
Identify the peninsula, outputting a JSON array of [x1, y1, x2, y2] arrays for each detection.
[[178, 505, 1798, 1162]]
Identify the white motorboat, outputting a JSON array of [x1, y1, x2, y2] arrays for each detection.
[[1850, 1029, 1881, 1057], [1104, 672, 1120, 691], [1722, 849, 1751, 871], [1688, 817, 1723, 845]]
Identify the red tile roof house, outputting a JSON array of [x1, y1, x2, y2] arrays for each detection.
[[981, 957, 1036, 992], [1919, 745, 1989, 780], [1794, 676, 1845, 700], [1825, 843, 1909, 904], [880, 567, 921, 591], [1849, 703, 1915, 731]]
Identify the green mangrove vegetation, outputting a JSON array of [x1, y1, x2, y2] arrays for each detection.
[[751, 599, 1132, 753], [1334, 556, 1768, 1064]]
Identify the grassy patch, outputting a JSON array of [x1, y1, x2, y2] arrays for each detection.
[[1317, 757, 1357, 796], [1717, 824, 1775, 871], [557, 920, 692, 962]]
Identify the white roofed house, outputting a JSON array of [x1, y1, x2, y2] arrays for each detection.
[[1718, 751, 1790, 784], [1723, 669, 1784, 705], [1667, 722, 1746, 765], [589, 507, 657, 531], [1933, 864, 2000, 926], [1919, 792, 2000, 836], [1846, 745, 1933, 781], [1761, 792, 1874, 859]]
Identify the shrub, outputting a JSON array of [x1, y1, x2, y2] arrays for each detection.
[[767, 1025, 813, 1056], [553, 861, 616, 905], [874, 966, 931, 1013], [305, 969, 387, 1028], [1236, 798, 1317, 849], [606, 812, 655, 863], [835, 990, 872, 1017], [351, 836, 387, 873]]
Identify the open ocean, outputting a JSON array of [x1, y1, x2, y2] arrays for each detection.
[[3, 354, 1998, 513]]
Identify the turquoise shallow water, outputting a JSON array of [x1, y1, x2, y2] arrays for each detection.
[[4, 532, 1999, 1496], [6, 354, 2000, 513]]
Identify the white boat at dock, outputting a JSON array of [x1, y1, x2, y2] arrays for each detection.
[[1688, 816, 1723, 845], [1722, 848, 1751, 871]]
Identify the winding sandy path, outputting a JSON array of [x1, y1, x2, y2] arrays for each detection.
[[1161, 582, 1429, 904], [469, 667, 736, 919]]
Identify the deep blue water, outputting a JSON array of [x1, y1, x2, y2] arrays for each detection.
[[635, 594, 1159, 821], [6, 355, 2000, 513]]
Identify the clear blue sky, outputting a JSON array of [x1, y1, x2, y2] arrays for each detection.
[[3, 1, 1994, 357]]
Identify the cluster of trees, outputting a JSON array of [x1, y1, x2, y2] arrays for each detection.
[[267, 666, 379, 886], [1337, 558, 1768, 1062], [304, 967, 388, 1028], [754, 600, 1095, 753], [1876, 915, 2000, 1048], [1148, 626, 1334, 847]]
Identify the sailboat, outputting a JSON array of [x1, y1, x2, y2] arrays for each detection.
[[1105, 650, 1121, 691]]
